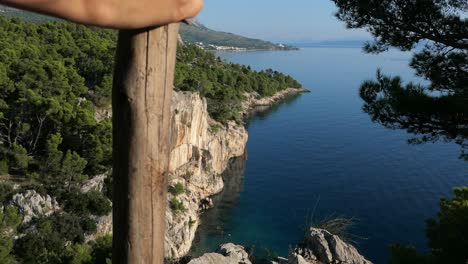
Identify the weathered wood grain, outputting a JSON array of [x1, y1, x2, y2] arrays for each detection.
[[112, 23, 180, 264]]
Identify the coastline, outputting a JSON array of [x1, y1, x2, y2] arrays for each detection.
[[205, 47, 300, 52], [165, 87, 309, 259], [3, 87, 310, 261], [242, 87, 310, 114]]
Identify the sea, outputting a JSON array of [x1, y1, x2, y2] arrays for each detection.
[[189, 46, 467, 264]]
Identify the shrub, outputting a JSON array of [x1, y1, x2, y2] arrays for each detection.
[[14, 212, 94, 263], [389, 244, 430, 264], [62, 243, 92, 264], [310, 216, 357, 244], [81, 215, 98, 234], [62, 190, 111, 217], [188, 217, 196, 228], [86, 191, 112, 216], [0, 206, 21, 264], [9, 144, 29, 173], [169, 183, 185, 196], [0, 160, 8, 175], [62, 191, 90, 216], [170, 197, 185, 213], [209, 124, 222, 134], [91, 235, 112, 264], [0, 183, 14, 204], [389, 187, 468, 264], [426, 187, 468, 263]]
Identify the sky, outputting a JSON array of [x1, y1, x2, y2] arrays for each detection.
[[197, 0, 372, 43]]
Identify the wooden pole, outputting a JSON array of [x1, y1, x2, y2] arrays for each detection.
[[111, 23, 180, 264]]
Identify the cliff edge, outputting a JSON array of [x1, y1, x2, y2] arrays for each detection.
[[165, 91, 248, 258]]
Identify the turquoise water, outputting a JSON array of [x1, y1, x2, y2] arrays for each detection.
[[190, 47, 467, 263]]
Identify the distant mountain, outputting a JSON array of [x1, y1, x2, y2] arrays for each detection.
[[180, 21, 297, 51], [0, 5, 61, 22], [0, 6, 297, 51]]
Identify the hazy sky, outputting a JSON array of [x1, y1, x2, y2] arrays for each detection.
[[197, 0, 371, 43]]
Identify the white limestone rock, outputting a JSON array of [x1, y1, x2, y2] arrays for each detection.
[[165, 91, 248, 258], [292, 228, 372, 264], [80, 173, 108, 193], [187, 243, 251, 264], [9, 190, 60, 224], [217, 243, 251, 264]]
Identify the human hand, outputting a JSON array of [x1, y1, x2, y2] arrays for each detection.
[[1, 0, 203, 29]]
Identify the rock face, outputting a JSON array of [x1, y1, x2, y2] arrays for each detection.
[[165, 91, 248, 258], [9, 190, 60, 224], [291, 228, 372, 264], [84, 89, 304, 258], [80, 173, 107, 193], [81, 91, 248, 258], [242, 88, 308, 113], [188, 228, 371, 264], [188, 243, 252, 264], [85, 214, 112, 242]]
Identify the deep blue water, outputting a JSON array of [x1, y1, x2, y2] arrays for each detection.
[[190, 47, 467, 263]]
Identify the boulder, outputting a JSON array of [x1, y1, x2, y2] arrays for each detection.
[[9, 190, 60, 224], [187, 253, 240, 264], [85, 213, 112, 242], [80, 173, 107, 193], [187, 243, 251, 264], [217, 243, 251, 264], [288, 254, 312, 264], [292, 228, 372, 264]]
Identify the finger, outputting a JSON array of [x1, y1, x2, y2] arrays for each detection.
[[176, 0, 203, 21]]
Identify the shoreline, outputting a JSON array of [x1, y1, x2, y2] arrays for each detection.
[[173, 87, 309, 258], [242, 87, 310, 115], [207, 48, 300, 52]]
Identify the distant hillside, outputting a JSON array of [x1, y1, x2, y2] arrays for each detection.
[[180, 21, 297, 51], [0, 5, 61, 22], [0, 6, 297, 51]]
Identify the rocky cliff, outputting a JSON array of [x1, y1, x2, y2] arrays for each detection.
[[164, 88, 306, 258], [38, 89, 247, 257], [90, 89, 306, 258], [165, 91, 248, 258]]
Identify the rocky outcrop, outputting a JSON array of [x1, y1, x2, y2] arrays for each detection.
[[165, 91, 248, 258], [187, 228, 371, 264], [242, 88, 308, 114], [188, 243, 252, 264], [288, 254, 312, 264], [165, 89, 310, 258], [80, 173, 107, 193], [84, 214, 112, 242], [9, 190, 60, 224], [290, 228, 372, 264], [81, 91, 248, 258]]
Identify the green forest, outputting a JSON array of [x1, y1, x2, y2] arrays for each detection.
[[175, 43, 302, 123], [179, 23, 297, 50], [0, 5, 296, 51], [0, 16, 301, 263]]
